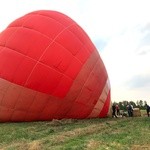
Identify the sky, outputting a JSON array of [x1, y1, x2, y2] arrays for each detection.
[[0, 0, 150, 105]]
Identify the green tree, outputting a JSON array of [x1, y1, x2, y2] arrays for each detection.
[[139, 100, 143, 108], [129, 101, 136, 107], [136, 100, 139, 106], [144, 100, 147, 106], [118, 101, 125, 110]]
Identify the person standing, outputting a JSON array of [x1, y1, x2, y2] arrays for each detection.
[[116, 104, 120, 116], [145, 104, 150, 117], [127, 103, 133, 117], [112, 103, 118, 118]]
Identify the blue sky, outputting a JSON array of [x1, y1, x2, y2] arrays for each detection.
[[0, 0, 150, 104]]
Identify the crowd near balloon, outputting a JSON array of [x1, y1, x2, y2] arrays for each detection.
[[112, 100, 150, 117]]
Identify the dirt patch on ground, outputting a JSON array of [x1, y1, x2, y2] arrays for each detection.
[[131, 145, 150, 150], [45, 119, 78, 126], [1, 142, 28, 150], [1, 141, 43, 150], [43, 120, 117, 146], [86, 139, 101, 150], [28, 141, 42, 150]]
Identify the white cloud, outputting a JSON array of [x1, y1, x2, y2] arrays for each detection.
[[101, 24, 150, 104]]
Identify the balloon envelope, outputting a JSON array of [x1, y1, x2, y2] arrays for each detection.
[[0, 10, 111, 122]]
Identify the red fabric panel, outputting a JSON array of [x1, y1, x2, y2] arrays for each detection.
[[23, 15, 65, 39], [99, 91, 111, 117], [28, 93, 49, 113], [14, 88, 36, 111], [65, 58, 82, 79], [54, 102, 73, 118], [6, 28, 51, 60], [0, 47, 24, 81], [55, 29, 83, 55], [76, 59, 107, 107], [53, 76, 73, 98], [24, 112, 39, 122], [25, 63, 63, 95], [76, 88, 93, 104], [0, 107, 13, 122], [69, 24, 96, 53], [76, 46, 91, 63], [0, 28, 16, 46], [1, 84, 21, 109], [30, 10, 74, 26], [8, 15, 30, 27], [0, 47, 37, 85], [69, 25, 90, 43], [40, 42, 73, 72], [13, 57, 36, 85], [11, 110, 27, 122], [66, 102, 92, 119], [39, 98, 62, 120]]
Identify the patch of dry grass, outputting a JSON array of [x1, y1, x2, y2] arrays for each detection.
[[0, 117, 149, 150], [86, 139, 101, 150]]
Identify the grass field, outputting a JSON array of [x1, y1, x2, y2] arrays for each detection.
[[0, 116, 149, 150]]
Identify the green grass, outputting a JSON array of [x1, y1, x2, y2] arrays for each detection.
[[0, 117, 149, 150]]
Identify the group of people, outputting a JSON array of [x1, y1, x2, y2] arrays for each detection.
[[112, 103, 150, 118], [112, 103, 133, 118]]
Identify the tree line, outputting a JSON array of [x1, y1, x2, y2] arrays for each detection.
[[113, 100, 148, 110]]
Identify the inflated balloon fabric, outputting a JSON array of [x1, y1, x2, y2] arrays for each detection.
[[0, 10, 111, 122]]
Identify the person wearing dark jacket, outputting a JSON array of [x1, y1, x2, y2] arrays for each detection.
[[127, 103, 133, 117], [145, 104, 150, 117], [112, 103, 118, 118]]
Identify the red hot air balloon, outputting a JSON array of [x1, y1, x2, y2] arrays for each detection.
[[0, 10, 111, 122]]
